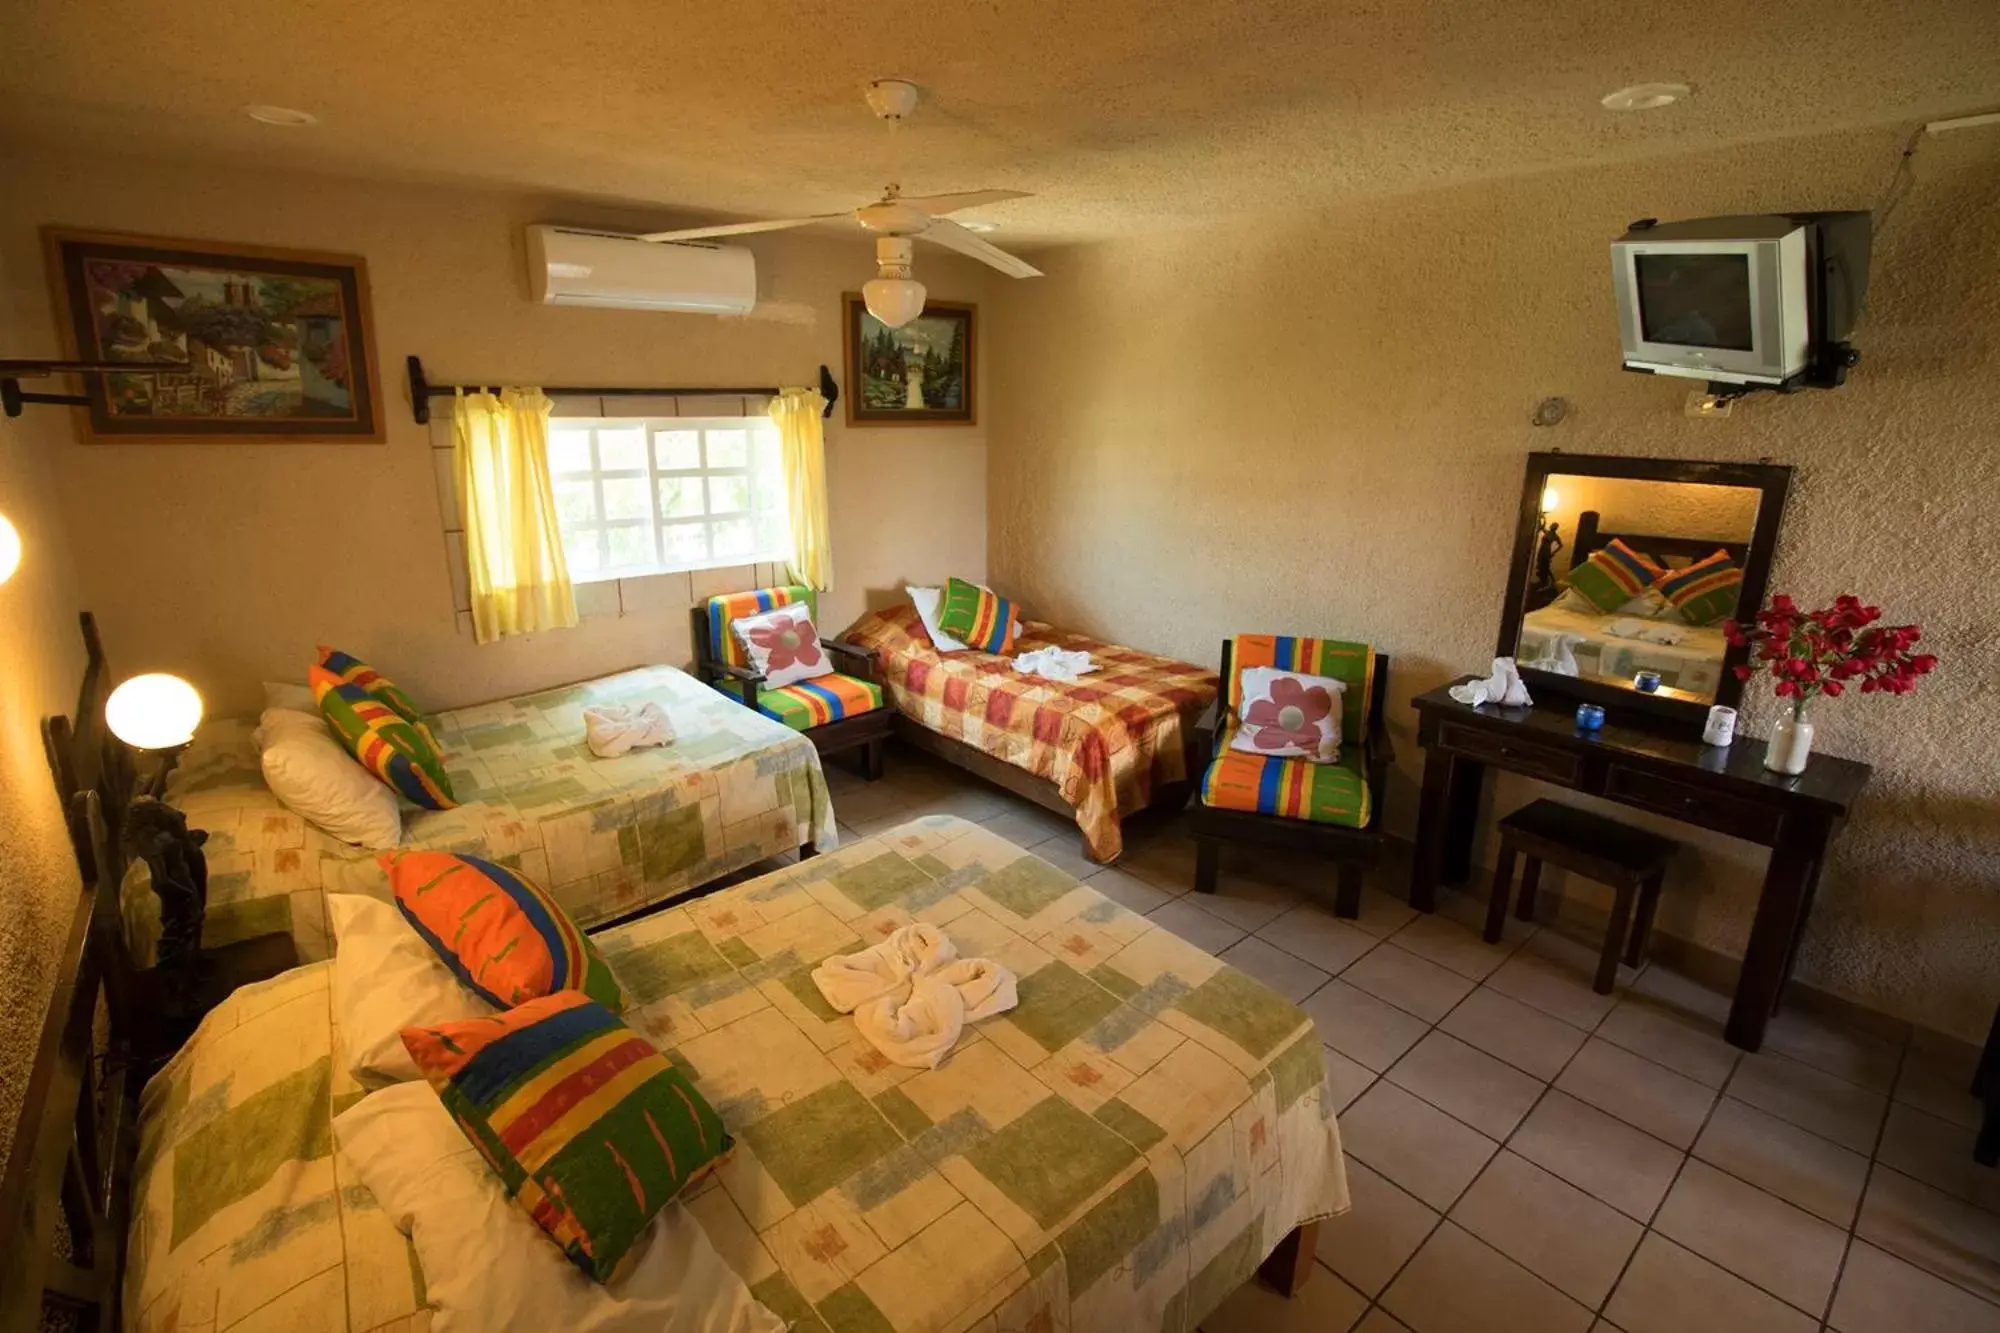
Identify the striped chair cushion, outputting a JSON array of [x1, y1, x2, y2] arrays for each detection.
[[1200, 742, 1373, 828], [706, 585, 812, 669], [1227, 636, 1375, 744], [315, 645, 425, 723], [402, 991, 731, 1284], [1564, 539, 1664, 613], [382, 849, 623, 1011], [935, 577, 1020, 654], [311, 667, 456, 809], [1656, 550, 1743, 626], [754, 672, 884, 731]]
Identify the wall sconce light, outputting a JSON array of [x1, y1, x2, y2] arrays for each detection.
[[0, 513, 19, 585], [1533, 486, 1565, 589]]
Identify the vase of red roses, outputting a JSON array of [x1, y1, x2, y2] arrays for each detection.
[[1725, 594, 1937, 775]]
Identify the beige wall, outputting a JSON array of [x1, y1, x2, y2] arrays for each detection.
[[0, 244, 88, 1174], [987, 125, 2000, 1037], [0, 146, 990, 717]]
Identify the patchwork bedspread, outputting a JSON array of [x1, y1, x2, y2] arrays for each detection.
[[843, 606, 1218, 861], [127, 817, 1347, 1333], [124, 665, 835, 968]]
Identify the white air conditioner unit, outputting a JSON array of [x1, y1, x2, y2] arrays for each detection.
[[527, 224, 757, 314]]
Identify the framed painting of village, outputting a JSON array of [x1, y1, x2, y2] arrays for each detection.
[[42, 228, 383, 441], [842, 295, 976, 427]]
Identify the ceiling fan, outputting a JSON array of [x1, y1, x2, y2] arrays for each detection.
[[635, 80, 1041, 327]]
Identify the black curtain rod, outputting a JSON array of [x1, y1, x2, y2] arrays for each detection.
[[405, 355, 838, 424]]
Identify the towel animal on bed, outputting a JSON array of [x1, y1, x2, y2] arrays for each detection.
[[811, 923, 1018, 1068], [582, 701, 674, 758]]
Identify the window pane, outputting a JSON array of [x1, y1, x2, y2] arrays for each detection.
[[565, 533, 602, 573], [549, 429, 593, 474], [555, 480, 597, 526], [602, 476, 651, 521], [708, 474, 749, 515], [655, 430, 700, 470], [663, 522, 708, 566], [658, 476, 705, 518], [712, 517, 755, 559], [598, 427, 647, 471], [606, 524, 655, 569], [705, 429, 748, 468]]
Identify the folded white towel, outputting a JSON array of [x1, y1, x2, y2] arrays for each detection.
[[1012, 646, 1098, 682], [1519, 633, 1586, 677], [1603, 617, 1687, 646], [811, 925, 1017, 1069], [583, 701, 675, 758], [1449, 657, 1534, 708]]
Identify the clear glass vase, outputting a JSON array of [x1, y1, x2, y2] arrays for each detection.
[[1765, 702, 1815, 775]]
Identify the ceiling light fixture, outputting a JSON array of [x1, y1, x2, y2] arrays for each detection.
[[1601, 83, 1690, 112], [245, 104, 318, 127], [862, 237, 927, 328]]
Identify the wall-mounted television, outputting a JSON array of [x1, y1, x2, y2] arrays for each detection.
[[1611, 212, 1871, 390]]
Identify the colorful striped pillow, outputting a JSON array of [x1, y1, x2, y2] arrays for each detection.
[[382, 850, 623, 1011], [316, 645, 426, 723], [401, 991, 731, 1284], [1564, 539, 1665, 614], [934, 577, 1019, 654], [311, 667, 457, 809], [1657, 549, 1744, 626]]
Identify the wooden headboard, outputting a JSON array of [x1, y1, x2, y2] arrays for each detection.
[[0, 613, 142, 1332], [1572, 509, 1753, 570]]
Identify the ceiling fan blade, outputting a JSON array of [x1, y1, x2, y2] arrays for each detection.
[[898, 189, 1032, 216], [918, 218, 1043, 278], [635, 215, 844, 243]]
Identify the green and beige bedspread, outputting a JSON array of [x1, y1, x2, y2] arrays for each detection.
[[126, 816, 1347, 1333], [123, 665, 836, 970]]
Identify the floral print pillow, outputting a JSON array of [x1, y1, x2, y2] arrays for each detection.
[[731, 603, 835, 689], [1229, 665, 1346, 763]]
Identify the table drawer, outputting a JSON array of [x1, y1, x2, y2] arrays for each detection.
[[1437, 721, 1581, 786], [1605, 765, 1781, 843]]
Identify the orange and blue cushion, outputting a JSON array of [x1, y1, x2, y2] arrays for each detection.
[[315, 645, 425, 723], [706, 584, 813, 669], [754, 672, 883, 731], [381, 849, 623, 1010], [1563, 539, 1663, 613], [1200, 739, 1373, 828], [1228, 635, 1375, 745], [935, 577, 1020, 654], [402, 991, 730, 1284], [1656, 549, 1743, 626], [311, 666, 456, 809]]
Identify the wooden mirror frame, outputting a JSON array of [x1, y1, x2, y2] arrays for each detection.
[[1497, 451, 1794, 730]]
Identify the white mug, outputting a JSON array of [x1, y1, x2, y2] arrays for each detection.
[[1703, 705, 1738, 747]]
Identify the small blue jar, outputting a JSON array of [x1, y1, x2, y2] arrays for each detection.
[[1633, 670, 1663, 694], [1575, 702, 1605, 732]]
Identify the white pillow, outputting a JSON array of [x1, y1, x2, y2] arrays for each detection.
[[256, 707, 403, 848], [264, 679, 318, 712], [906, 585, 970, 653], [729, 602, 834, 690], [1229, 666, 1346, 763], [334, 1082, 784, 1332], [329, 893, 491, 1086]]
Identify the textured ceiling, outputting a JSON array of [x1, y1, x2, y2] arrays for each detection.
[[2, 0, 1996, 245]]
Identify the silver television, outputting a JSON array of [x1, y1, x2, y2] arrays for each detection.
[[1611, 213, 1871, 388]]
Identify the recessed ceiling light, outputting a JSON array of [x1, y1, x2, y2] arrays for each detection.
[[1601, 83, 1690, 112], [957, 219, 1000, 234], [245, 104, 318, 127]]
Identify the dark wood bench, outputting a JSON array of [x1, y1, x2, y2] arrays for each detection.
[[1486, 799, 1678, 994]]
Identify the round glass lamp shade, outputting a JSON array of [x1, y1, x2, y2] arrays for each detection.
[[0, 513, 19, 584], [106, 673, 205, 751], [862, 276, 927, 328]]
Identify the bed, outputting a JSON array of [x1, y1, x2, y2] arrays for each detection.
[[122, 663, 837, 969], [107, 815, 1346, 1333], [842, 605, 1218, 862]]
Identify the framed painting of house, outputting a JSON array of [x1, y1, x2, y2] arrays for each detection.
[[842, 295, 976, 427], [42, 228, 383, 441]]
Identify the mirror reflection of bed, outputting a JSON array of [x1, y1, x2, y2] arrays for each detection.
[[1517, 475, 1760, 704]]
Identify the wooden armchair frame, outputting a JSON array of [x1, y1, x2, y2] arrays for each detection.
[[1186, 644, 1395, 919], [690, 603, 892, 780]]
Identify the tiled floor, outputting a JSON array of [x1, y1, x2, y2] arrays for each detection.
[[816, 750, 2000, 1333]]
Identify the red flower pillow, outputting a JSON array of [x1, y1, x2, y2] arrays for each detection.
[[1230, 666, 1346, 763], [730, 603, 834, 689]]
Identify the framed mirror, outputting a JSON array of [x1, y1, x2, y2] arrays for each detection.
[[1498, 452, 1793, 728]]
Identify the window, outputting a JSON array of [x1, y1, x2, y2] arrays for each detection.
[[547, 417, 790, 582]]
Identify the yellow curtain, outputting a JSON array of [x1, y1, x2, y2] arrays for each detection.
[[452, 388, 578, 644], [770, 388, 833, 591]]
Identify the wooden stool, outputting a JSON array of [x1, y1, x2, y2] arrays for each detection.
[[1486, 799, 1677, 994]]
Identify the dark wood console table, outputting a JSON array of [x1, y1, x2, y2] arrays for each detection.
[[1410, 680, 1872, 1052]]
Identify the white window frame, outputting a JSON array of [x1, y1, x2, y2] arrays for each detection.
[[548, 416, 790, 584]]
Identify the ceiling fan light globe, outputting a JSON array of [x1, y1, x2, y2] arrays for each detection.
[[863, 277, 927, 328]]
